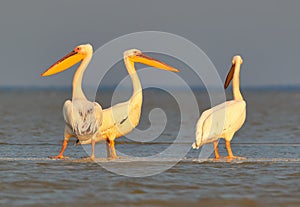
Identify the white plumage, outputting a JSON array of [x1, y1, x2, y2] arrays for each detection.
[[193, 100, 246, 147], [63, 100, 102, 139], [42, 44, 103, 159], [92, 49, 179, 159], [192, 55, 246, 159], [43, 47, 179, 159]]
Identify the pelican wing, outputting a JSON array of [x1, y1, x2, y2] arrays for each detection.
[[63, 100, 102, 136], [101, 101, 131, 133], [194, 100, 246, 148]]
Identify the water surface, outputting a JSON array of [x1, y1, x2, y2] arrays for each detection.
[[0, 89, 300, 207]]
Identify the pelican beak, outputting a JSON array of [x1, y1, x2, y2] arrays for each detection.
[[133, 53, 180, 72], [224, 63, 235, 89], [41, 50, 84, 76]]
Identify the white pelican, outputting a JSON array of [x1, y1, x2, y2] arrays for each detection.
[[192, 55, 246, 160], [41, 44, 103, 159], [80, 49, 180, 159], [44, 47, 180, 159]]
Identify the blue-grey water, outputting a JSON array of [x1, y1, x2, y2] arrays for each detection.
[[0, 89, 300, 207]]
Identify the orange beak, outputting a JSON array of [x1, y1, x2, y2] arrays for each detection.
[[132, 53, 180, 72], [41, 50, 84, 76]]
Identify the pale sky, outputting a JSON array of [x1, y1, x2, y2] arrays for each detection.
[[0, 0, 300, 88]]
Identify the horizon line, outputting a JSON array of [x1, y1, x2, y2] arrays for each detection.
[[1, 85, 300, 92]]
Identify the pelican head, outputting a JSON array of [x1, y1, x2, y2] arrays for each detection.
[[41, 44, 93, 76], [224, 55, 243, 89], [124, 49, 180, 72], [232, 55, 243, 65]]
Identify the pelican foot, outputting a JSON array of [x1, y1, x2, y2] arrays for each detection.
[[226, 156, 246, 161], [78, 156, 96, 162], [213, 156, 225, 161], [107, 156, 118, 161], [49, 155, 69, 160], [107, 155, 125, 161]]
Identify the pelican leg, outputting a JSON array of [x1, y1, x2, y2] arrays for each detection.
[[49, 140, 69, 159], [110, 140, 117, 158], [49, 129, 72, 159], [106, 140, 112, 158], [213, 140, 221, 159], [107, 139, 118, 159], [225, 140, 245, 160], [90, 138, 95, 160], [225, 140, 234, 158]]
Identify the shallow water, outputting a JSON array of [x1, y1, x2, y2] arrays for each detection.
[[0, 89, 300, 207]]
